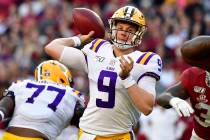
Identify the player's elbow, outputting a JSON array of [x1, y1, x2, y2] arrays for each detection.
[[44, 45, 51, 55], [44, 41, 55, 55], [140, 100, 154, 116], [142, 106, 153, 116], [44, 42, 63, 60]]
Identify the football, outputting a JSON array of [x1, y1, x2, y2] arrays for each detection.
[[181, 36, 210, 71], [72, 8, 105, 38]]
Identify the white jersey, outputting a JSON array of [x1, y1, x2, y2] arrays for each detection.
[[7, 79, 84, 140], [80, 39, 162, 135], [60, 39, 162, 135]]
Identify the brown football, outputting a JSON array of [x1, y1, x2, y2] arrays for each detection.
[[181, 36, 210, 71], [72, 8, 105, 38]]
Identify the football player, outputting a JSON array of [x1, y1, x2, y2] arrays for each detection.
[[0, 60, 85, 140], [45, 6, 162, 140], [157, 36, 210, 140]]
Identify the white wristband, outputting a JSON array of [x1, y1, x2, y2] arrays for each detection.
[[0, 110, 5, 120], [71, 36, 81, 47], [122, 75, 136, 88]]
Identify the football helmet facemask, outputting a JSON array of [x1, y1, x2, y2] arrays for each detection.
[[109, 6, 147, 49], [34, 60, 73, 86]]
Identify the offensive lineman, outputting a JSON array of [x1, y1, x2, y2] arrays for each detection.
[[0, 60, 84, 140]]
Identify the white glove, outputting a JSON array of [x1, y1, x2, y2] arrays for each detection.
[[169, 97, 194, 117]]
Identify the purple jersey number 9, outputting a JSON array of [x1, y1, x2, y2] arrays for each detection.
[[96, 70, 117, 108]]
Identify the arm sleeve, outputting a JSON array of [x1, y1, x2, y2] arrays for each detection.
[[59, 47, 88, 73], [138, 76, 157, 97], [180, 68, 190, 90], [147, 54, 162, 81], [136, 54, 162, 97]]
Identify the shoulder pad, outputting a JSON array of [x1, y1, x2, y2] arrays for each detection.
[[136, 52, 156, 65], [136, 52, 162, 81], [89, 38, 107, 53]]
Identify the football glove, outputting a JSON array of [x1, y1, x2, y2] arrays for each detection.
[[169, 97, 194, 117]]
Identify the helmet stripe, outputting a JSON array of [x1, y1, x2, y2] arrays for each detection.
[[124, 6, 135, 18], [124, 7, 129, 16], [127, 7, 132, 16], [130, 8, 135, 17], [39, 64, 43, 80]]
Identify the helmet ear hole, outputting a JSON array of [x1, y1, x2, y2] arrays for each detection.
[[60, 78, 65, 84]]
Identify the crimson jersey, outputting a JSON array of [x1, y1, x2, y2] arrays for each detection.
[[180, 67, 210, 139]]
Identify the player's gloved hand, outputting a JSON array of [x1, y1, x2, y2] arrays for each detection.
[[169, 97, 194, 117]]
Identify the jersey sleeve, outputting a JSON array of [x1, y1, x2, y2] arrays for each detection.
[[59, 47, 88, 73], [81, 40, 93, 54], [137, 76, 156, 97], [81, 38, 107, 54], [137, 53, 162, 83], [66, 87, 85, 107], [147, 54, 162, 80], [6, 80, 23, 97], [180, 68, 191, 90]]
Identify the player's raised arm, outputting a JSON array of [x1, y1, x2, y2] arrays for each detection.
[[118, 54, 161, 115], [44, 31, 94, 72], [44, 31, 94, 60]]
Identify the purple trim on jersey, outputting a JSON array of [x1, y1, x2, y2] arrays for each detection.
[[90, 39, 98, 50], [144, 53, 156, 65], [136, 52, 146, 63], [83, 53, 87, 64], [72, 89, 82, 97], [137, 72, 160, 83], [95, 40, 106, 52], [78, 92, 83, 97], [129, 131, 134, 140], [82, 52, 88, 69], [40, 65, 43, 80]]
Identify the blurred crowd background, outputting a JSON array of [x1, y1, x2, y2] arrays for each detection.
[[0, 0, 210, 139]]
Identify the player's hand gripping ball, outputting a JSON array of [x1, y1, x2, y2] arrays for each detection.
[[72, 8, 105, 38]]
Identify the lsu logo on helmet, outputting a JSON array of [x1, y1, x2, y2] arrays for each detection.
[[34, 60, 73, 86]]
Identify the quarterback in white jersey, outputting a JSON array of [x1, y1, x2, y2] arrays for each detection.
[[45, 6, 162, 140], [77, 38, 161, 136], [0, 60, 85, 140]]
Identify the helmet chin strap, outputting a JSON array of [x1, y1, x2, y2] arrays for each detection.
[[112, 38, 133, 49], [113, 42, 133, 50]]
